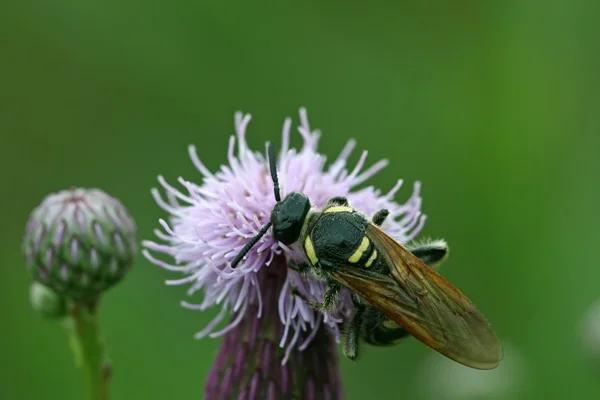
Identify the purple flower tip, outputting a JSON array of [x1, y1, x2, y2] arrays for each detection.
[[143, 108, 426, 398]]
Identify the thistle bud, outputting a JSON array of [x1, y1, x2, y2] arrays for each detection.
[[23, 188, 137, 301]]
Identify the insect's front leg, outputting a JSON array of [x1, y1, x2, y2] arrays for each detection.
[[291, 279, 341, 312], [288, 260, 324, 308], [288, 259, 312, 275], [290, 287, 324, 309]]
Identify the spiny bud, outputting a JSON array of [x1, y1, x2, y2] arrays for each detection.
[[23, 188, 137, 301], [29, 281, 67, 319]]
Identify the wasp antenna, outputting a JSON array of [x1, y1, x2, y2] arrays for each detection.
[[266, 141, 281, 202], [230, 221, 273, 268]]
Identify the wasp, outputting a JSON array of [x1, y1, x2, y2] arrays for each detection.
[[231, 142, 503, 370]]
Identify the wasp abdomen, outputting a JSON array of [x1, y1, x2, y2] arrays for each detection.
[[347, 236, 378, 268], [364, 323, 410, 346], [362, 309, 410, 346]]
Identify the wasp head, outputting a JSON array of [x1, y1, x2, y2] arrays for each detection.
[[271, 192, 311, 245]]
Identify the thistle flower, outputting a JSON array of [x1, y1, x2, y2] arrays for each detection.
[[143, 108, 425, 399]]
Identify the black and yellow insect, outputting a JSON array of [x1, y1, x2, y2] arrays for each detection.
[[231, 142, 503, 370]]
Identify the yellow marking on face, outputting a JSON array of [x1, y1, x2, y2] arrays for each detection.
[[323, 206, 354, 214], [365, 249, 378, 268], [304, 236, 319, 266], [348, 237, 370, 263]]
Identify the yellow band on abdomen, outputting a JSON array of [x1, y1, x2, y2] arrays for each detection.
[[348, 237, 370, 263]]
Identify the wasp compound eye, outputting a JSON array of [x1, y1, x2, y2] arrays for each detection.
[[271, 192, 311, 245]]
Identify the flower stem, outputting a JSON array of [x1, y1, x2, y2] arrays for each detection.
[[204, 259, 344, 400], [63, 301, 111, 400]]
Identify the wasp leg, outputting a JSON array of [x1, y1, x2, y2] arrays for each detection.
[[321, 280, 341, 311], [287, 259, 312, 275], [343, 301, 365, 361], [290, 287, 308, 302], [408, 240, 449, 269], [290, 280, 341, 312], [293, 280, 341, 312], [372, 209, 390, 226], [324, 196, 349, 207], [290, 287, 324, 309]]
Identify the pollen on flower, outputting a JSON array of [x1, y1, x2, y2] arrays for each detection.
[[142, 108, 425, 364]]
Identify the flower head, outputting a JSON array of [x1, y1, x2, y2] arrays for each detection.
[[23, 188, 137, 301], [143, 108, 426, 398]]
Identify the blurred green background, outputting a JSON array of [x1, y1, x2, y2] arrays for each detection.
[[2, 1, 600, 399]]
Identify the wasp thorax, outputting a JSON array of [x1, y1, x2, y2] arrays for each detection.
[[270, 192, 310, 245]]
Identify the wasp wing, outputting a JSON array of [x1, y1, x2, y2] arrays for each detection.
[[331, 223, 503, 370]]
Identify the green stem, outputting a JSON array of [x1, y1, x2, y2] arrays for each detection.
[[63, 301, 111, 400]]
